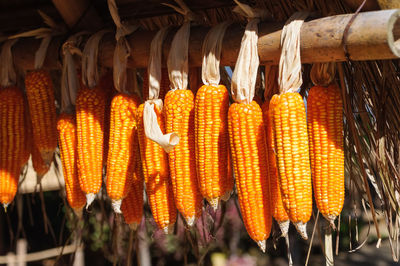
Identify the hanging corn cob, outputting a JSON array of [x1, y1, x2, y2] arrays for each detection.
[[307, 63, 344, 226], [195, 22, 233, 210], [57, 114, 86, 213], [58, 34, 88, 215], [121, 141, 144, 230], [262, 66, 290, 236], [228, 15, 271, 251], [77, 30, 110, 207], [25, 70, 57, 165], [106, 93, 139, 213], [0, 40, 26, 207], [138, 27, 177, 233], [270, 13, 311, 239], [0, 86, 26, 207], [164, 22, 203, 226]]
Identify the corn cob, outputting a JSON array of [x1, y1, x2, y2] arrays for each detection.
[[164, 89, 203, 225], [57, 113, 86, 213], [270, 92, 312, 239], [0, 86, 25, 207], [262, 100, 290, 235], [228, 101, 272, 251], [76, 85, 106, 207], [307, 84, 344, 226], [142, 68, 170, 100], [137, 102, 177, 233], [121, 141, 144, 230], [195, 84, 232, 210], [25, 70, 57, 165], [106, 93, 139, 213]]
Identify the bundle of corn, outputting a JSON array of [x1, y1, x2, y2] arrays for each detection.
[[106, 93, 139, 213], [138, 27, 177, 233], [164, 22, 203, 225], [121, 141, 144, 230], [25, 70, 57, 165], [0, 86, 26, 207], [307, 63, 344, 226], [262, 66, 289, 236], [270, 13, 311, 239], [228, 16, 271, 251], [195, 22, 233, 210], [57, 113, 86, 214]]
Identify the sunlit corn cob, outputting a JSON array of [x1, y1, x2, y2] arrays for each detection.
[[32, 144, 50, 181], [270, 92, 312, 239], [164, 89, 203, 225], [228, 101, 272, 251], [142, 68, 170, 100], [106, 93, 139, 213], [307, 84, 344, 226], [0, 86, 25, 207], [262, 100, 290, 236], [57, 113, 86, 213], [195, 84, 232, 210], [25, 70, 57, 165], [137, 102, 177, 233], [121, 141, 144, 230], [76, 85, 106, 207]]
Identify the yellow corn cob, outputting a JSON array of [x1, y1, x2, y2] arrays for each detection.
[[195, 84, 232, 209], [0, 86, 25, 207], [57, 113, 86, 213], [76, 85, 106, 206], [270, 92, 312, 239], [228, 101, 272, 251], [25, 70, 57, 165], [142, 68, 170, 101], [137, 102, 177, 233], [307, 84, 344, 226], [121, 141, 144, 230], [106, 93, 139, 213], [262, 100, 290, 235], [164, 89, 203, 225]]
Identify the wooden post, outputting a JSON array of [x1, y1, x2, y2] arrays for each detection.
[[10, 9, 400, 70], [16, 239, 27, 266]]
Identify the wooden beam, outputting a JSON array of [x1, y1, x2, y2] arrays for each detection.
[[51, 0, 103, 30], [11, 9, 400, 70]]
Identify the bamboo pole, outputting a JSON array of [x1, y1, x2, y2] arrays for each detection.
[[10, 9, 400, 70]]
